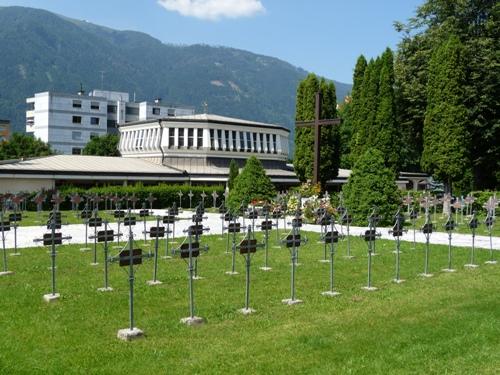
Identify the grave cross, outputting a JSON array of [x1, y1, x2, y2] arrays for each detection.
[[295, 91, 341, 185], [320, 216, 342, 297], [0, 211, 12, 276], [211, 191, 219, 209]]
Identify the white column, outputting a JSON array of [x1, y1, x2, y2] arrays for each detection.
[[193, 128, 198, 148], [203, 128, 210, 149], [236, 131, 241, 151], [221, 129, 226, 150], [264, 134, 268, 153], [174, 128, 179, 148], [243, 131, 248, 151], [228, 130, 233, 151], [215, 130, 219, 150], [277, 134, 283, 154], [126, 131, 133, 152], [184, 127, 189, 148]]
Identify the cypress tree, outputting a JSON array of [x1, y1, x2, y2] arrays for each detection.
[[293, 73, 340, 187], [340, 55, 367, 168], [373, 48, 400, 172], [227, 159, 239, 190], [421, 35, 470, 193]]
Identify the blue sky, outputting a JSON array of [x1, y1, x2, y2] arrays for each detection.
[[0, 0, 422, 83]]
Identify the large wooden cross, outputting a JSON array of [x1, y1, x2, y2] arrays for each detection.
[[295, 91, 341, 185]]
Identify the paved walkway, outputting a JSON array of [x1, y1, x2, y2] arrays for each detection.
[[2, 211, 499, 250]]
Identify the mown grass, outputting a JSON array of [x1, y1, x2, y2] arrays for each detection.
[[0, 231, 499, 374]]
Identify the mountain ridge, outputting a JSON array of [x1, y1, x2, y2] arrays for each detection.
[[0, 6, 351, 135]]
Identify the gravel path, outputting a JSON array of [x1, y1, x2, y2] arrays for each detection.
[[1, 211, 499, 251]]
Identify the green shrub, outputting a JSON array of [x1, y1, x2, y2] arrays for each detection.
[[342, 148, 401, 225], [227, 157, 276, 211]]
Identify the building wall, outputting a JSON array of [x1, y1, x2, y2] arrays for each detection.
[[26, 90, 195, 155], [0, 178, 54, 193]]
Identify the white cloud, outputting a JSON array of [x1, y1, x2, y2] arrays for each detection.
[[158, 0, 265, 21]]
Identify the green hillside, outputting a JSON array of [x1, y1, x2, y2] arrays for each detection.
[[0, 6, 351, 134]]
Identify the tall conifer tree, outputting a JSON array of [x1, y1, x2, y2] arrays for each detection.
[[293, 73, 340, 187], [421, 35, 470, 192]]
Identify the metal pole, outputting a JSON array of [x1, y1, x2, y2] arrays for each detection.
[[103, 222, 109, 289], [93, 216, 98, 264], [264, 227, 269, 269], [412, 218, 416, 250], [395, 236, 401, 282], [470, 228, 476, 265], [1, 212, 7, 273], [50, 218, 57, 296], [164, 222, 170, 258], [245, 243, 251, 310], [128, 224, 134, 331], [153, 217, 160, 282], [188, 231, 195, 318], [367, 242, 372, 289], [424, 235, 430, 275], [447, 232, 452, 270], [290, 227, 297, 301], [346, 220, 351, 258], [231, 229, 236, 273]]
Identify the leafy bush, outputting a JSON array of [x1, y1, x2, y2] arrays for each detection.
[[342, 148, 401, 225], [227, 157, 276, 211]]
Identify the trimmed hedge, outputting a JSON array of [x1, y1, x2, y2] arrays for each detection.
[[20, 184, 225, 211]]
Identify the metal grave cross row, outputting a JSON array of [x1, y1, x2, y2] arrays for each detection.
[[295, 91, 341, 184]]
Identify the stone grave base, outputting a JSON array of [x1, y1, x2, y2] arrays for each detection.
[[392, 250, 403, 254], [180, 316, 205, 326], [117, 327, 144, 341], [192, 276, 204, 280], [43, 293, 60, 302], [419, 273, 434, 278], [464, 264, 479, 269], [321, 290, 341, 297], [343, 255, 355, 259], [9, 252, 21, 256], [239, 307, 256, 315], [161, 255, 172, 259], [146, 280, 163, 286], [441, 268, 456, 273], [97, 287, 114, 292], [90, 262, 99, 266], [259, 266, 272, 271], [79, 247, 90, 252], [225, 271, 239, 275], [318, 259, 330, 263], [393, 279, 405, 284], [362, 286, 378, 292], [0, 270, 14, 276], [485, 260, 497, 265], [282, 298, 303, 305]]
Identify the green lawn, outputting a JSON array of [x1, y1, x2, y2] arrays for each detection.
[[0, 232, 499, 374]]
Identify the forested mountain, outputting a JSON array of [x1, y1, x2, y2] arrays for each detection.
[[0, 6, 351, 134]]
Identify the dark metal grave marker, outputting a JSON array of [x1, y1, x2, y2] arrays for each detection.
[[442, 214, 457, 272], [484, 212, 497, 264], [225, 216, 241, 274], [257, 208, 276, 271], [80, 203, 91, 251], [143, 216, 165, 285], [173, 225, 209, 325], [389, 210, 407, 283], [236, 226, 263, 314], [320, 216, 342, 296], [281, 224, 307, 305], [360, 211, 381, 291], [341, 210, 353, 258], [464, 211, 479, 268], [419, 213, 434, 277], [90, 221, 120, 291], [33, 209, 72, 300], [0, 212, 13, 275]]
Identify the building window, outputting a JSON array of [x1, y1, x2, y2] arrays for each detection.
[[217, 130, 222, 151], [91, 102, 100, 110], [90, 117, 100, 125], [266, 134, 271, 153], [240, 132, 245, 151], [246, 132, 251, 152], [272, 134, 277, 154], [232, 131, 237, 151], [107, 105, 117, 114], [72, 148, 82, 155], [90, 132, 99, 139], [72, 131, 82, 141], [126, 106, 139, 115], [152, 107, 160, 115], [26, 102, 35, 111], [107, 119, 117, 128], [178, 128, 184, 147], [72, 100, 82, 108], [224, 130, 229, 150], [168, 128, 174, 148], [188, 128, 194, 149], [259, 133, 264, 153], [197, 129, 203, 149], [253, 133, 257, 151], [167, 108, 175, 117], [72, 116, 82, 124], [210, 129, 215, 150]]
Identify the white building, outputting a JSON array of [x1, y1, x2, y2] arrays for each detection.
[[26, 89, 194, 155], [119, 113, 298, 186]]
